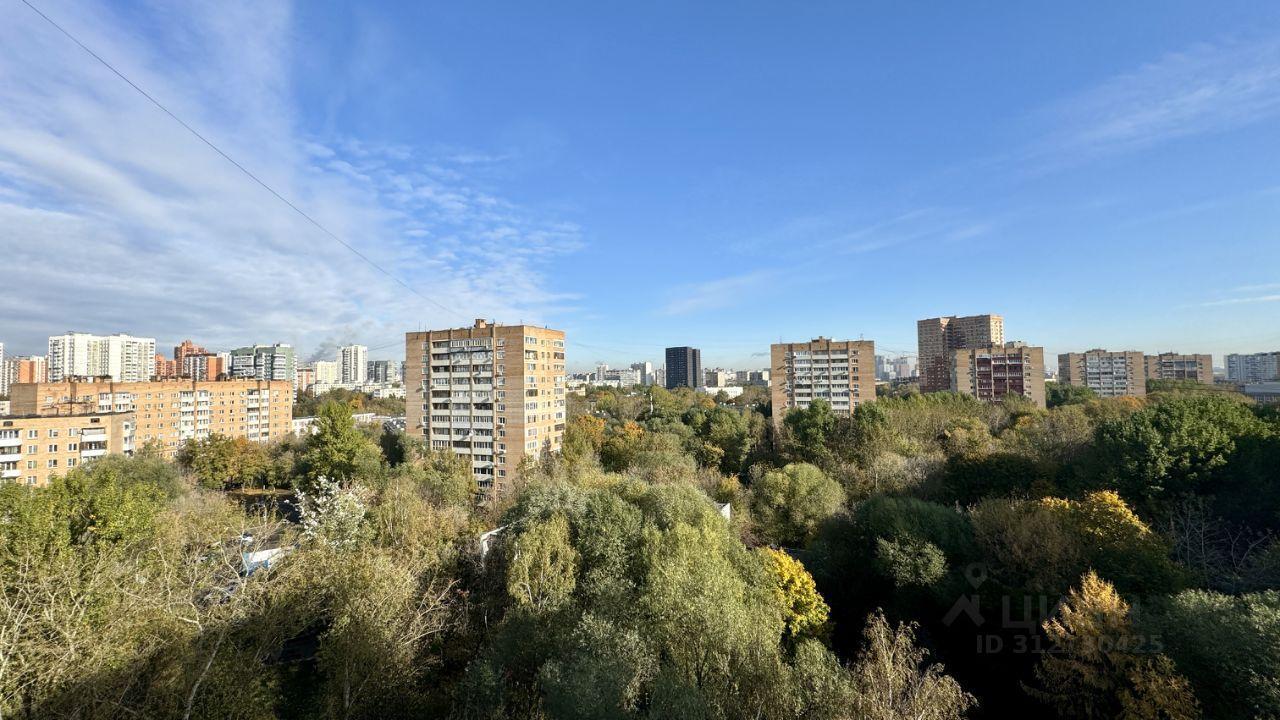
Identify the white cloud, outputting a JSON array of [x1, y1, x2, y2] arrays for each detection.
[[0, 0, 579, 358], [1037, 36, 1280, 159], [1200, 294, 1280, 307]]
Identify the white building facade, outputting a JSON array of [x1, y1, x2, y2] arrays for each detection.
[[340, 344, 368, 384], [47, 332, 156, 383]]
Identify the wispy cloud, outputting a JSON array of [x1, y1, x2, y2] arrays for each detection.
[[1200, 294, 1280, 307], [1232, 282, 1280, 293], [661, 271, 775, 316], [1035, 36, 1280, 161], [0, 0, 580, 357]]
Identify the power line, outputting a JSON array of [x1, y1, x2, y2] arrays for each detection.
[[18, 0, 467, 322]]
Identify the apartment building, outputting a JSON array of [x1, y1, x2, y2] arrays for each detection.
[[951, 342, 1046, 408], [340, 345, 369, 384], [230, 344, 297, 388], [154, 354, 180, 380], [665, 347, 702, 390], [296, 366, 316, 393], [0, 412, 133, 486], [405, 320, 566, 497], [630, 361, 654, 385], [367, 359, 396, 384], [917, 315, 1004, 393], [1058, 350, 1147, 397], [183, 353, 226, 381], [1226, 352, 1280, 383], [4, 356, 46, 387], [1144, 353, 1214, 385], [770, 337, 875, 428], [7, 378, 292, 455], [313, 360, 339, 385], [47, 332, 156, 383]]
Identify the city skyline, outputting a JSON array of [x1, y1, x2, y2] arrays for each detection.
[[2, 2, 1280, 368]]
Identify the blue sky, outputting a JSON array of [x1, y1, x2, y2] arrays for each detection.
[[2, 1, 1279, 371]]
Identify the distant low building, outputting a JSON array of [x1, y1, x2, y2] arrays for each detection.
[[1242, 382, 1280, 405]]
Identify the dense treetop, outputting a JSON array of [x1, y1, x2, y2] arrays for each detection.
[[2, 382, 1277, 718]]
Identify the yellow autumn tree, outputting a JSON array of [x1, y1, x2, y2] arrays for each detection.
[[1039, 491, 1180, 593], [1032, 571, 1199, 720], [759, 547, 829, 639]]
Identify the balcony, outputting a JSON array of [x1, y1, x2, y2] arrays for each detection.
[[0, 436, 21, 448], [0, 452, 21, 463], [1, 469, 19, 480], [80, 447, 108, 458]]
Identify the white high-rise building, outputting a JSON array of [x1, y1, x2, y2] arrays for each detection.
[[229, 344, 297, 388], [340, 344, 368, 384], [1226, 352, 1280, 383], [313, 360, 340, 385], [630, 361, 654, 385], [0, 342, 6, 396], [47, 332, 156, 383]]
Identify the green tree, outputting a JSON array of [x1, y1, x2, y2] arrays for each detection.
[[1136, 589, 1280, 720], [298, 401, 384, 489], [782, 399, 839, 466], [177, 433, 269, 489], [507, 513, 580, 610], [1094, 396, 1270, 508], [1047, 382, 1098, 408], [751, 463, 846, 546]]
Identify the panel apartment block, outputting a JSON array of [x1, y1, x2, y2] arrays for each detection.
[[1058, 350, 1147, 397], [0, 412, 133, 486], [917, 315, 1004, 393], [950, 342, 1046, 408], [406, 320, 566, 498], [7, 378, 293, 454], [1226, 352, 1280, 383], [1144, 353, 1214, 385], [770, 337, 874, 428]]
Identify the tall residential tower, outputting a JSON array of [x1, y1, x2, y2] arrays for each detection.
[[917, 315, 1004, 393], [405, 320, 566, 498], [664, 347, 702, 390]]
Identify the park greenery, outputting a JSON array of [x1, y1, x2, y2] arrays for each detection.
[[293, 387, 406, 418], [2, 380, 1279, 718]]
